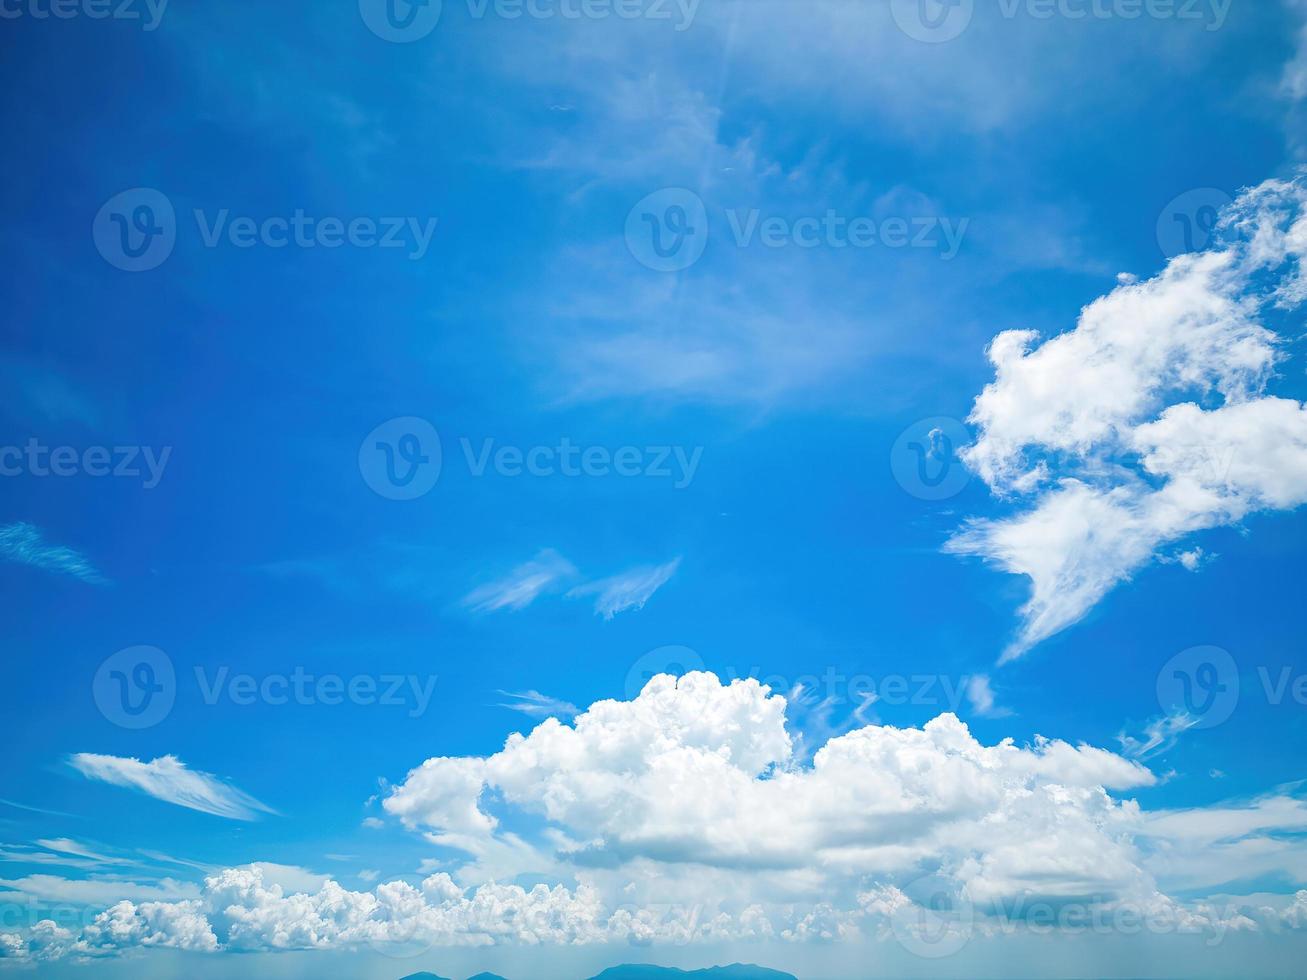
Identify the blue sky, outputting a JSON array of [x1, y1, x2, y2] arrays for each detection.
[[4, 1, 1307, 977]]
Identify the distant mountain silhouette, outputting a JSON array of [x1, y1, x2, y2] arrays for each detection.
[[397, 964, 795, 980], [588, 966, 798, 980]]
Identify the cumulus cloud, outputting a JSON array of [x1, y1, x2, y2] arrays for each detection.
[[68, 754, 277, 822], [10, 675, 1307, 961], [566, 558, 681, 619], [948, 177, 1307, 659], [0, 522, 105, 585]]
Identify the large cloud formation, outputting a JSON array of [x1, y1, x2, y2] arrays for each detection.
[[949, 177, 1307, 658], [7, 673, 1307, 962]]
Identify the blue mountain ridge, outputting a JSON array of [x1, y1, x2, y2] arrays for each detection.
[[589, 967, 797, 980], [400, 965, 795, 980]]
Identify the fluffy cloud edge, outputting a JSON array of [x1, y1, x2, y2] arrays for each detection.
[[949, 176, 1307, 659]]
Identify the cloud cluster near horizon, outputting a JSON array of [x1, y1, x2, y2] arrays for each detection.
[[9, 673, 1307, 961], [949, 177, 1307, 659]]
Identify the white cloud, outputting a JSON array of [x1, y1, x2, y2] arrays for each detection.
[[461, 549, 577, 613], [964, 674, 1009, 719], [10, 675, 1307, 961], [0, 873, 199, 907], [567, 558, 681, 619], [1119, 711, 1200, 760], [68, 754, 276, 822], [496, 690, 580, 720], [949, 177, 1307, 658], [465, 552, 678, 620], [0, 523, 106, 585]]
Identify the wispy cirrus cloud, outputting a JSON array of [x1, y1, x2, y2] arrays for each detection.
[[463, 552, 679, 619], [68, 755, 276, 822], [0, 523, 106, 585], [1120, 711, 1201, 761], [495, 690, 580, 720], [461, 549, 577, 613], [566, 558, 681, 620]]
